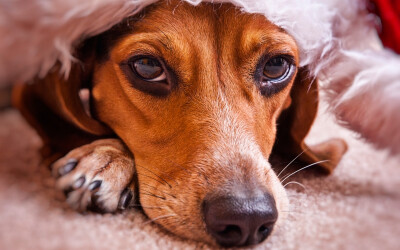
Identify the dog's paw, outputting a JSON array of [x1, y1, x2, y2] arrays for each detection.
[[51, 139, 136, 213]]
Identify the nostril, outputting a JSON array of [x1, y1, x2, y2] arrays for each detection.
[[257, 223, 274, 240], [259, 224, 268, 234], [216, 225, 242, 240]]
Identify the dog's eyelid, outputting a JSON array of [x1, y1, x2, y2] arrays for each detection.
[[257, 49, 296, 64], [123, 53, 161, 64], [119, 48, 162, 65], [148, 71, 167, 82], [265, 53, 295, 65]]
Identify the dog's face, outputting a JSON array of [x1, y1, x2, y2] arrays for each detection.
[[91, 1, 295, 246], [14, 0, 346, 247]]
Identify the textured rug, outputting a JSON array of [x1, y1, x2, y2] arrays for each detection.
[[0, 104, 399, 250]]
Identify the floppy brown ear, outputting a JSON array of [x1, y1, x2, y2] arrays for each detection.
[[12, 41, 112, 163], [272, 67, 348, 174]]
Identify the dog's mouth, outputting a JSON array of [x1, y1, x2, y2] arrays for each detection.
[[135, 156, 288, 247]]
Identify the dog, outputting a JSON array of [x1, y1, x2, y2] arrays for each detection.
[[12, 1, 347, 247]]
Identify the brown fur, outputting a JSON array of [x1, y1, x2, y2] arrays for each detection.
[[13, 1, 347, 245]]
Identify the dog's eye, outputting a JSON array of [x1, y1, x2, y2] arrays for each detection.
[[263, 57, 290, 80], [131, 57, 166, 82], [121, 56, 175, 97], [256, 55, 295, 96]]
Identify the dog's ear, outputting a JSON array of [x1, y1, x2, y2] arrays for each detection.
[[272, 67, 347, 174], [13, 39, 112, 162]]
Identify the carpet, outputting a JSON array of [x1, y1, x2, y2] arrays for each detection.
[[0, 103, 399, 250]]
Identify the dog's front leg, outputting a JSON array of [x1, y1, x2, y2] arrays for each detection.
[[51, 139, 136, 213]]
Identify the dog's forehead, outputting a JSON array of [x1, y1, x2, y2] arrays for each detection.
[[116, 1, 298, 57]]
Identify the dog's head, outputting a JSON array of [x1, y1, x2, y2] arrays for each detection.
[[15, 1, 347, 247]]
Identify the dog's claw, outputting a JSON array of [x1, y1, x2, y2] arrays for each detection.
[[58, 159, 78, 176], [51, 139, 136, 213], [73, 176, 86, 189], [88, 180, 102, 191], [118, 188, 134, 210]]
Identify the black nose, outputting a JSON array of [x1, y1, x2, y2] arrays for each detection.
[[203, 192, 278, 247]]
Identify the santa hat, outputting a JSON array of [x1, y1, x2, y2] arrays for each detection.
[[0, 0, 399, 155]]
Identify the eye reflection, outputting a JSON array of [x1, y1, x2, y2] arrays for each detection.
[[131, 57, 166, 82], [263, 57, 290, 80]]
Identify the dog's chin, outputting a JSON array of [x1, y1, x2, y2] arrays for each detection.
[[138, 162, 289, 246]]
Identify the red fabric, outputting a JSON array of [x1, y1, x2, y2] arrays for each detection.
[[369, 0, 400, 53]]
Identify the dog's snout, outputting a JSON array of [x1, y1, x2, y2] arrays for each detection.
[[203, 192, 278, 247]]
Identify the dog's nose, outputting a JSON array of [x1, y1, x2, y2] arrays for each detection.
[[203, 192, 278, 247]]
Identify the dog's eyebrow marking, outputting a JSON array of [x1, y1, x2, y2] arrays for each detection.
[[240, 27, 297, 58], [156, 27, 173, 51]]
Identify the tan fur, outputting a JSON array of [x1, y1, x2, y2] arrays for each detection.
[[13, 1, 347, 245]]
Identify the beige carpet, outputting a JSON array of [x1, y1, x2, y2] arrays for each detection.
[[0, 104, 399, 250]]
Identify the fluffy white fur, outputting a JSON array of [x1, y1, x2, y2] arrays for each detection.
[[0, 0, 399, 155], [324, 50, 400, 155]]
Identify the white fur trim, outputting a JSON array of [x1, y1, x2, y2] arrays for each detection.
[[324, 50, 400, 155], [0, 0, 368, 84], [0, 0, 158, 84]]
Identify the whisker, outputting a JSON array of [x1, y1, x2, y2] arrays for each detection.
[[165, 158, 191, 175], [277, 150, 307, 178], [136, 163, 179, 186], [281, 160, 330, 183], [136, 165, 172, 188], [283, 181, 306, 190], [140, 185, 177, 199], [136, 172, 171, 188], [129, 205, 167, 209], [143, 214, 177, 225], [140, 182, 158, 189], [140, 192, 166, 200], [280, 172, 292, 182]]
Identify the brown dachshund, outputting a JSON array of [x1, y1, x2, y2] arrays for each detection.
[[13, 1, 347, 247]]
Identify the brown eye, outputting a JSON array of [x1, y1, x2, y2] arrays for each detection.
[[256, 55, 295, 97], [263, 57, 290, 80], [131, 57, 166, 81]]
